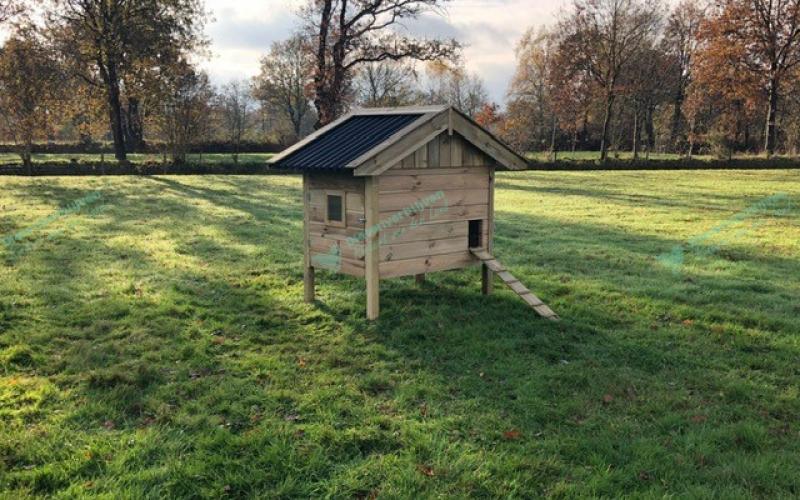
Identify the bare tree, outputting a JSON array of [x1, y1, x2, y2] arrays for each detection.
[[48, 0, 207, 161], [252, 35, 314, 142], [153, 63, 213, 166], [505, 28, 559, 153], [557, 0, 663, 160], [303, 0, 459, 126], [0, 0, 21, 24], [420, 61, 489, 117], [217, 80, 252, 164], [661, 0, 704, 150], [0, 26, 63, 172], [354, 61, 418, 107], [621, 44, 672, 157]]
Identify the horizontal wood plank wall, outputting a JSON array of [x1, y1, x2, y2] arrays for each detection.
[[377, 133, 492, 278], [307, 172, 366, 277]]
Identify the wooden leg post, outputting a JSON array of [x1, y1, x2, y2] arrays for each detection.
[[366, 269, 379, 320], [365, 177, 380, 320], [415, 273, 425, 286], [481, 263, 493, 295], [304, 265, 315, 302], [483, 167, 495, 296], [302, 173, 315, 303]]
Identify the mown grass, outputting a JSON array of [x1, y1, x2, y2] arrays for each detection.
[[0, 170, 798, 497], [0, 153, 273, 166], [526, 150, 711, 161]]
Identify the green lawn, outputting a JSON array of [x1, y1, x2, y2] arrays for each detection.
[[1, 170, 799, 497], [0, 153, 273, 166], [526, 150, 724, 161]]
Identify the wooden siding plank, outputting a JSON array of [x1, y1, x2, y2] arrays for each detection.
[[427, 136, 440, 167], [378, 189, 489, 213], [380, 236, 468, 262], [415, 143, 428, 168], [439, 134, 452, 166], [379, 251, 478, 278], [309, 235, 365, 261], [308, 222, 365, 239], [346, 192, 364, 212], [365, 176, 380, 319], [308, 173, 364, 191], [451, 134, 464, 166], [381, 166, 487, 176], [378, 204, 489, 226], [310, 252, 365, 277], [376, 220, 467, 244], [377, 173, 489, 193]]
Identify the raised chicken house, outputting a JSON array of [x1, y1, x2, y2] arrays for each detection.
[[270, 105, 558, 321]]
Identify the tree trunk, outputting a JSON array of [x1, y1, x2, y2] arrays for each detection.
[[105, 64, 127, 161], [764, 77, 779, 156], [22, 142, 32, 175], [600, 91, 615, 161], [549, 114, 558, 161], [313, 0, 334, 128], [572, 128, 578, 152], [124, 97, 144, 153], [632, 103, 639, 160], [669, 90, 684, 151], [645, 104, 656, 151]]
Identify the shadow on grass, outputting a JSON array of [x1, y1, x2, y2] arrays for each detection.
[[2, 175, 799, 497]]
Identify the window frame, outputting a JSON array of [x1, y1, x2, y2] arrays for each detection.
[[325, 190, 347, 227]]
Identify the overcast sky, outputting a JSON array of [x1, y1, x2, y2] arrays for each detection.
[[202, 0, 565, 103]]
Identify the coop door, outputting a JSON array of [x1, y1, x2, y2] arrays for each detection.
[[468, 219, 483, 248]]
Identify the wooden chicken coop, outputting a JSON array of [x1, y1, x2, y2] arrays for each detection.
[[270, 105, 558, 321]]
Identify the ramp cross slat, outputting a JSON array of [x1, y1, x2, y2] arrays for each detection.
[[470, 248, 560, 321]]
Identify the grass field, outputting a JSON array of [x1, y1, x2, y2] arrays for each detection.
[[0, 153, 274, 166], [526, 151, 713, 161], [1, 170, 799, 497]]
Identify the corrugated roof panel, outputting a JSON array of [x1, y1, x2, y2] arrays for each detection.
[[273, 114, 422, 170]]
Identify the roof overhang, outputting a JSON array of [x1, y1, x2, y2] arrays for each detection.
[[269, 105, 529, 174]]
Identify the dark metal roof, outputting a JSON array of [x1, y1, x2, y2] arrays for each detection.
[[272, 114, 422, 170]]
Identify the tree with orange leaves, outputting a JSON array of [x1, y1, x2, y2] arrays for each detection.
[[555, 0, 663, 161], [696, 0, 800, 155]]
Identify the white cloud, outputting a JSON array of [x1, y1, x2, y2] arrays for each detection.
[[202, 0, 564, 100]]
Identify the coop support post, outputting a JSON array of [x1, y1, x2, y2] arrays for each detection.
[[481, 264, 493, 295], [304, 266, 315, 303], [365, 177, 380, 319], [482, 167, 495, 295], [303, 173, 315, 302]]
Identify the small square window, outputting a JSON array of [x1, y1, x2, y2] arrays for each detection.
[[326, 192, 345, 226]]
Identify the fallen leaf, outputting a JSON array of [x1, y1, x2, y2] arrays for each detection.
[[419, 403, 428, 417], [211, 336, 225, 345], [102, 420, 115, 430], [417, 464, 435, 477], [297, 357, 306, 368], [638, 470, 651, 481], [691, 414, 707, 423], [682, 319, 694, 326], [503, 429, 522, 440], [602, 394, 614, 404]]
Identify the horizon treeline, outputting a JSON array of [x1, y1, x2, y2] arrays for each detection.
[[1, 0, 799, 166]]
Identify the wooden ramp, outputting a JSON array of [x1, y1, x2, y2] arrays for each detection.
[[470, 248, 560, 321]]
